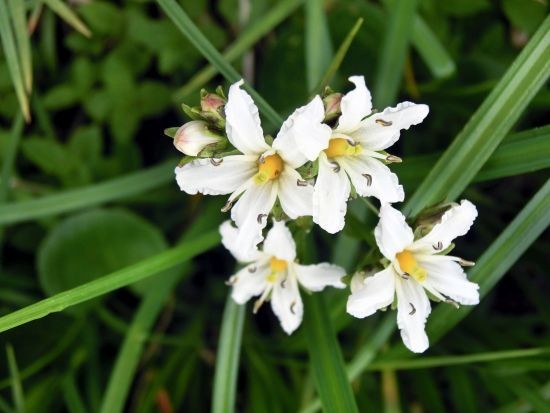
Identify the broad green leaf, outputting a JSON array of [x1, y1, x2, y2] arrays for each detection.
[[211, 295, 245, 413], [42, 0, 91, 37], [0, 0, 29, 120], [305, 0, 333, 91], [0, 229, 220, 333], [38, 209, 177, 300], [405, 16, 550, 216]]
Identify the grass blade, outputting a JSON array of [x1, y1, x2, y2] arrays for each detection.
[[303, 294, 359, 413], [305, 0, 333, 91], [157, 0, 282, 127], [5, 344, 24, 413], [411, 16, 455, 79], [211, 295, 245, 413], [0, 113, 24, 204], [63, 374, 87, 413], [0, 0, 30, 120], [41, 0, 91, 37], [0, 161, 174, 226], [405, 16, 550, 216], [8, 0, 32, 92], [373, 0, 418, 108], [0, 230, 219, 333], [175, 0, 303, 101]]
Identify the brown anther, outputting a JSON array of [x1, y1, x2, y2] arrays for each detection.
[[330, 161, 341, 173], [248, 265, 257, 273], [253, 299, 262, 314], [210, 158, 223, 166], [280, 278, 287, 289], [297, 179, 308, 187], [221, 200, 233, 212], [375, 118, 393, 127], [290, 301, 296, 315], [409, 303, 416, 315], [433, 241, 443, 250], [257, 214, 267, 224], [346, 138, 358, 146], [385, 154, 402, 163], [362, 173, 372, 186], [400, 272, 410, 280], [225, 275, 238, 286], [459, 259, 475, 267], [258, 155, 266, 164]]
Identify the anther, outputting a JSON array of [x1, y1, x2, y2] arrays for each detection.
[[225, 275, 238, 286], [400, 272, 410, 280], [297, 179, 308, 187], [221, 200, 233, 212], [210, 158, 223, 166], [375, 118, 393, 127], [409, 303, 416, 315], [257, 214, 267, 224], [280, 278, 287, 289], [330, 161, 341, 173], [445, 298, 460, 309], [385, 154, 402, 163], [290, 301, 296, 315], [458, 258, 475, 267], [253, 299, 262, 314], [433, 241, 443, 250], [258, 155, 266, 164], [362, 173, 372, 186], [346, 138, 358, 146], [248, 265, 257, 273]]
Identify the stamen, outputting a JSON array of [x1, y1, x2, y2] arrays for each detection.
[[445, 298, 460, 309], [458, 258, 475, 267], [385, 154, 402, 163], [290, 301, 296, 315], [399, 272, 410, 280], [280, 277, 287, 288], [409, 303, 416, 315], [375, 118, 393, 127], [225, 275, 238, 286], [257, 214, 267, 224], [362, 173, 372, 186], [297, 179, 308, 187], [221, 200, 233, 212], [210, 158, 223, 166], [253, 288, 271, 314], [433, 241, 443, 250], [330, 161, 341, 173], [248, 265, 257, 273]]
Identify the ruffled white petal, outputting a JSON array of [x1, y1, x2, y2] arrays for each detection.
[[418, 255, 480, 305], [346, 266, 396, 318], [313, 153, 351, 234], [273, 95, 332, 168], [175, 155, 256, 195], [351, 102, 429, 151], [395, 277, 431, 353], [340, 155, 404, 203], [337, 76, 373, 133], [225, 79, 269, 155], [219, 220, 264, 263], [262, 220, 296, 262], [277, 168, 313, 219], [231, 181, 278, 252], [293, 263, 346, 292], [411, 200, 478, 253], [230, 261, 270, 304], [375, 203, 414, 261], [271, 275, 303, 334]]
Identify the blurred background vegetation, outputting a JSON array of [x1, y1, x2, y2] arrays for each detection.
[[0, 0, 549, 412]]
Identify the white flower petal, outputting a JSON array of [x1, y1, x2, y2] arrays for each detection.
[[271, 275, 303, 335], [220, 220, 264, 262], [418, 255, 480, 305], [411, 200, 478, 253], [395, 277, 431, 353], [337, 76, 373, 133], [341, 155, 404, 203], [263, 220, 296, 262], [225, 79, 269, 155], [231, 181, 278, 252], [294, 263, 346, 292], [375, 203, 414, 261], [230, 261, 270, 304], [273, 95, 332, 168], [175, 155, 256, 195], [313, 153, 351, 234], [346, 266, 396, 318], [278, 168, 313, 219], [352, 102, 429, 151]]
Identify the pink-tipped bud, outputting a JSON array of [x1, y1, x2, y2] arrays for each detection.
[[323, 92, 343, 121], [200, 93, 225, 114], [173, 121, 223, 156]]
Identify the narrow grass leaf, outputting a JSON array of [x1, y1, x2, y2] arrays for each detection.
[[411, 16, 455, 79], [62, 374, 87, 413], [41, 0, 91, 37], [303, 295, 359, 413], [175, 0, 303, 100], [0, 113, 24, 204], [211, 295, 245, 413], [405, 16, 550, 216], [305, 0, 333, 91], [157, 0, 282, 127], [373, 0, 418, 108], [8, 0, 32, 92], [0, 0, 29, 120], [5, 344, 24, 413], [0, 230, 220, 333]]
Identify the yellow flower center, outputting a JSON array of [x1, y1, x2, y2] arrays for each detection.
[[324, 138, 362, 158], [254, 154, 284, 184], [267, 257, 288, 283], [396, 250, 427, 282]]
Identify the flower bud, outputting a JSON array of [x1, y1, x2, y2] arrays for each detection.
[[173, 120, 224, 156], [200, 92, 225, 113], [323, 92, 343, 122]]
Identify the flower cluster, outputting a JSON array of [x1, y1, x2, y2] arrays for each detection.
[[170, 76, 480, 353]]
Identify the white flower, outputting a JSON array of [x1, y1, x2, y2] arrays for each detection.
[[306, 76, 429, 234], [221, 220, 346, 334], [173, 120, 223, 156], [346, 200, 480, 353], [175, 80, 331, 253]]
